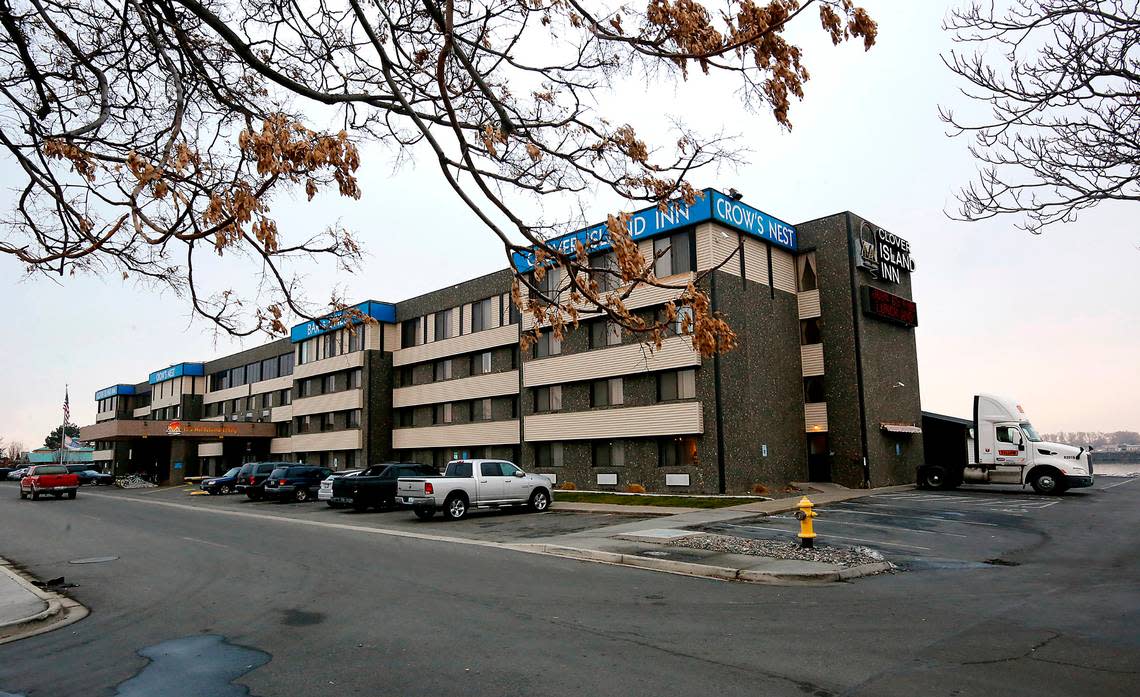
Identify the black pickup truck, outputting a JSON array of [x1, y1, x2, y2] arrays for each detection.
[[330, 463, 439, 511]]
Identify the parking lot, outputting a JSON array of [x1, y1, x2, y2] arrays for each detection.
[[699, 477, 1139, 570], [80, 482, 653, 544]]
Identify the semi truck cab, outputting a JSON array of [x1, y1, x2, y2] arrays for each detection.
[[919, 394, 1093, 494]]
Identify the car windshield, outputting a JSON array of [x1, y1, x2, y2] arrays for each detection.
[[269, 468, 289, 479], [1020, 422, 1042, 442], [33, 466, 67, 475], [223, 467, 241, 477]]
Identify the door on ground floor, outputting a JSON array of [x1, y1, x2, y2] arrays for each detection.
[[807, 433, 832, 482]]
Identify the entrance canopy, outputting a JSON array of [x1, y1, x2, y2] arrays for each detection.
[[80, 419, 276, 442]]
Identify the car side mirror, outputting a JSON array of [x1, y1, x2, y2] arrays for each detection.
[[514, 470, 525, 477]]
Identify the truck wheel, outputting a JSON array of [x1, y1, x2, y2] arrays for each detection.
[[529, 489, 551, 513], [443, 494, 468, 520], [413, 507, 435, 520], [294, 488, 310, 503], [67, 491, 77, 500], [1030, 470, 1062, 495], [31, 487, 39, 501], [920, 466, 948, 490], [19, 489, 27, 500]]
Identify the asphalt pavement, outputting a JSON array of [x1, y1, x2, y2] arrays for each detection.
[[1, 477, 1138, 696]]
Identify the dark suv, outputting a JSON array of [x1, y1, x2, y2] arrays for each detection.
[[235, 462, 289, 501], [263, 465, 333, 503]]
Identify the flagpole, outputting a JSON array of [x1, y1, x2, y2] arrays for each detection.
[[59, 384, 67, 466]]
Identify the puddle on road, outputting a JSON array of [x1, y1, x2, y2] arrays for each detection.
[[113, 635, 270, 697]]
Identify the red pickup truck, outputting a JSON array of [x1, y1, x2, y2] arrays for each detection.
[[20, 465, 79, 500]]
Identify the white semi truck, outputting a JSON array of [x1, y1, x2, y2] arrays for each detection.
[[918, 394, 1093, 495]]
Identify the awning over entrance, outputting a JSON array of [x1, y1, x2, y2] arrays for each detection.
[[80, 419, 276, 441], [880, 422, 922, 434]]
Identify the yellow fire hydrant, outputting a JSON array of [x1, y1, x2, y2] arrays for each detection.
[[793, 496, 817, 549]]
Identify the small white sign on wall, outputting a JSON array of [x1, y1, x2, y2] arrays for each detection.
[[596, 473, 618, 486], [665, 473, 691, 487], [762, 444, 768, 457]]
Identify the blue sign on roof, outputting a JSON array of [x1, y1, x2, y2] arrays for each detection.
[[148, 362, 205, 385], [290, 300, 397, 343], [95, 384, 136, 401], [511, 188, 796, 273]]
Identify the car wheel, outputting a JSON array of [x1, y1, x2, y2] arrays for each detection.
[[294, 487, 310, 503], [920, 466, 948, 490], [1030, 470, 1062, 495], [529, 489, 551, 513], [31, 487, 40, 501], [19, 488, 27, 500], [221, 484, 233, 495], [413, 507, 435, 520], [443, 494, 468, 521], [54, 492, 63, 499], [67, 491, 77, 500]]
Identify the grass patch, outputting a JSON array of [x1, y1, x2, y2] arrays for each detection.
[[554, 492, 757, 508]]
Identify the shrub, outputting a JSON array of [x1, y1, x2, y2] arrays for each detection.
[[624, 483, 646, 494], [751, 482, 769, 495], [558, 481, 577, 490]]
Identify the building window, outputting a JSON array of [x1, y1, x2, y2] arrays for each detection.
[[592, 441, 625, 467], [323, 374, 337, 394], [803, 376, 826, 403], [658, 369, 696, 401], [246, 361, 262, 384], [510, 396, 519, 419], [348, 368, 362, 389], [433, 403, 453, 424], [532, 265, 561, 299], [800, 317, 823, 345], [471, 298, 492, 332], [298, 379, 312, 398], [280, 353, 294, 376], [533, 330, 561, 358], [797, 252, 819, 292], [396, 409, 413, 428], [535, 442, 564, 468], [231, 397, 244, 414], [533, 385, 562, 413], [658, 305, 694, 336], [298, 339, 313, 365], [472, 398, 492, 422], [508, 297, 521, 325], [591, 250, 620, 292], [295, 415, 312, 433], [276, 421, 291, 437], [321, 413, 335, 431], [228, 365, 245, 388], [434, 309, 453, 341], [434, 359, 453, 382], [659, 436, 698, 466], [471, 351, 492, 376], [653, 231, 693, 277], [279, 388, 292, 406], [397, 367, 413, 388], [260, 393, 272, 410], [589, 320, 621, 349], [347, 409, 361, 428], [591, 378, 624, 407], [401, 318, 420, 348]]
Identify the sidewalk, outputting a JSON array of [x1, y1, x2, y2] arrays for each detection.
[[0, 557, 87, 644]]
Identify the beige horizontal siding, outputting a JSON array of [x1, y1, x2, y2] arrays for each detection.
[[525, 402, 703, 441], [798, 289, 821, 319], [133, 405, 151, 418], [461, 304, 472, 335], [270, 405, 292, 422], [291, 389, 363, 417], [393, 371, 519, 408], [252, 375, 293, 394], [392, 420, 521, 449], [197, 442, 224, 457], [93, 449, 113, 461], [150, 387, 181, 410], [269, 437, 293, 454], [694, 222, 714, 272], [772, 248, 796, 293], [203, 383, 250, 405], [801, 343, 824, 376], [524, 273, 696, 330], [490, 294, 502, 328], [294, 350, 365, 379], [695, 222, 739, 275], [742, 236, 770, 285], [524, 335, 700, 387], [382, 322, 399, 351], [392, 323, 518, 366], [425, 313, 435, 343], [805, 402, 829, 432], [290, 429, 362, 452]]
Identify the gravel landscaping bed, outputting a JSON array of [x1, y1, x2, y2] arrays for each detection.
[[669, 533, 887, 568]]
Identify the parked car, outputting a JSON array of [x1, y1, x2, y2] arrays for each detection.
[[7, 467, 29, 481], [76, 469, 115, 486], [200, 467, 242, 495], [319, 469, 362, 508], [263, 465, 333, 503], [332, 463, 439, 511], [19, 465, 80, 500], [397, 460, 552, 520], [235, 462, 289, 501], [0, 467, 14, 480]]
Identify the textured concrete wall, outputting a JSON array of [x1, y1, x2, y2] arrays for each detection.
[[364, 350, 393, 464]]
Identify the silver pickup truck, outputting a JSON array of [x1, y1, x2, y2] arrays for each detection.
[[397, 459, 553, 520]]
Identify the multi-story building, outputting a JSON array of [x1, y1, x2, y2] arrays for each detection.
[[81, 189, 924, 492]]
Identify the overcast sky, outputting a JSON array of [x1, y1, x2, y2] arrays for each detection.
[[1, 1, 1137, 450]]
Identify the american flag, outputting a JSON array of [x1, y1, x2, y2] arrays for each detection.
[[63, 386, 70, 424]]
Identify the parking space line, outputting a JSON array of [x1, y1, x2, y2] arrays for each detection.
[[1102, 477, 1139, 490], [817, 519, 967, 537], [725, 524, 932, 551], [825, 508, 999, 526]]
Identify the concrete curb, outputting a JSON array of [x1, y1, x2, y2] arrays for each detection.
[[513, 544, 894, 585], [0, 558, 89, 644]]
